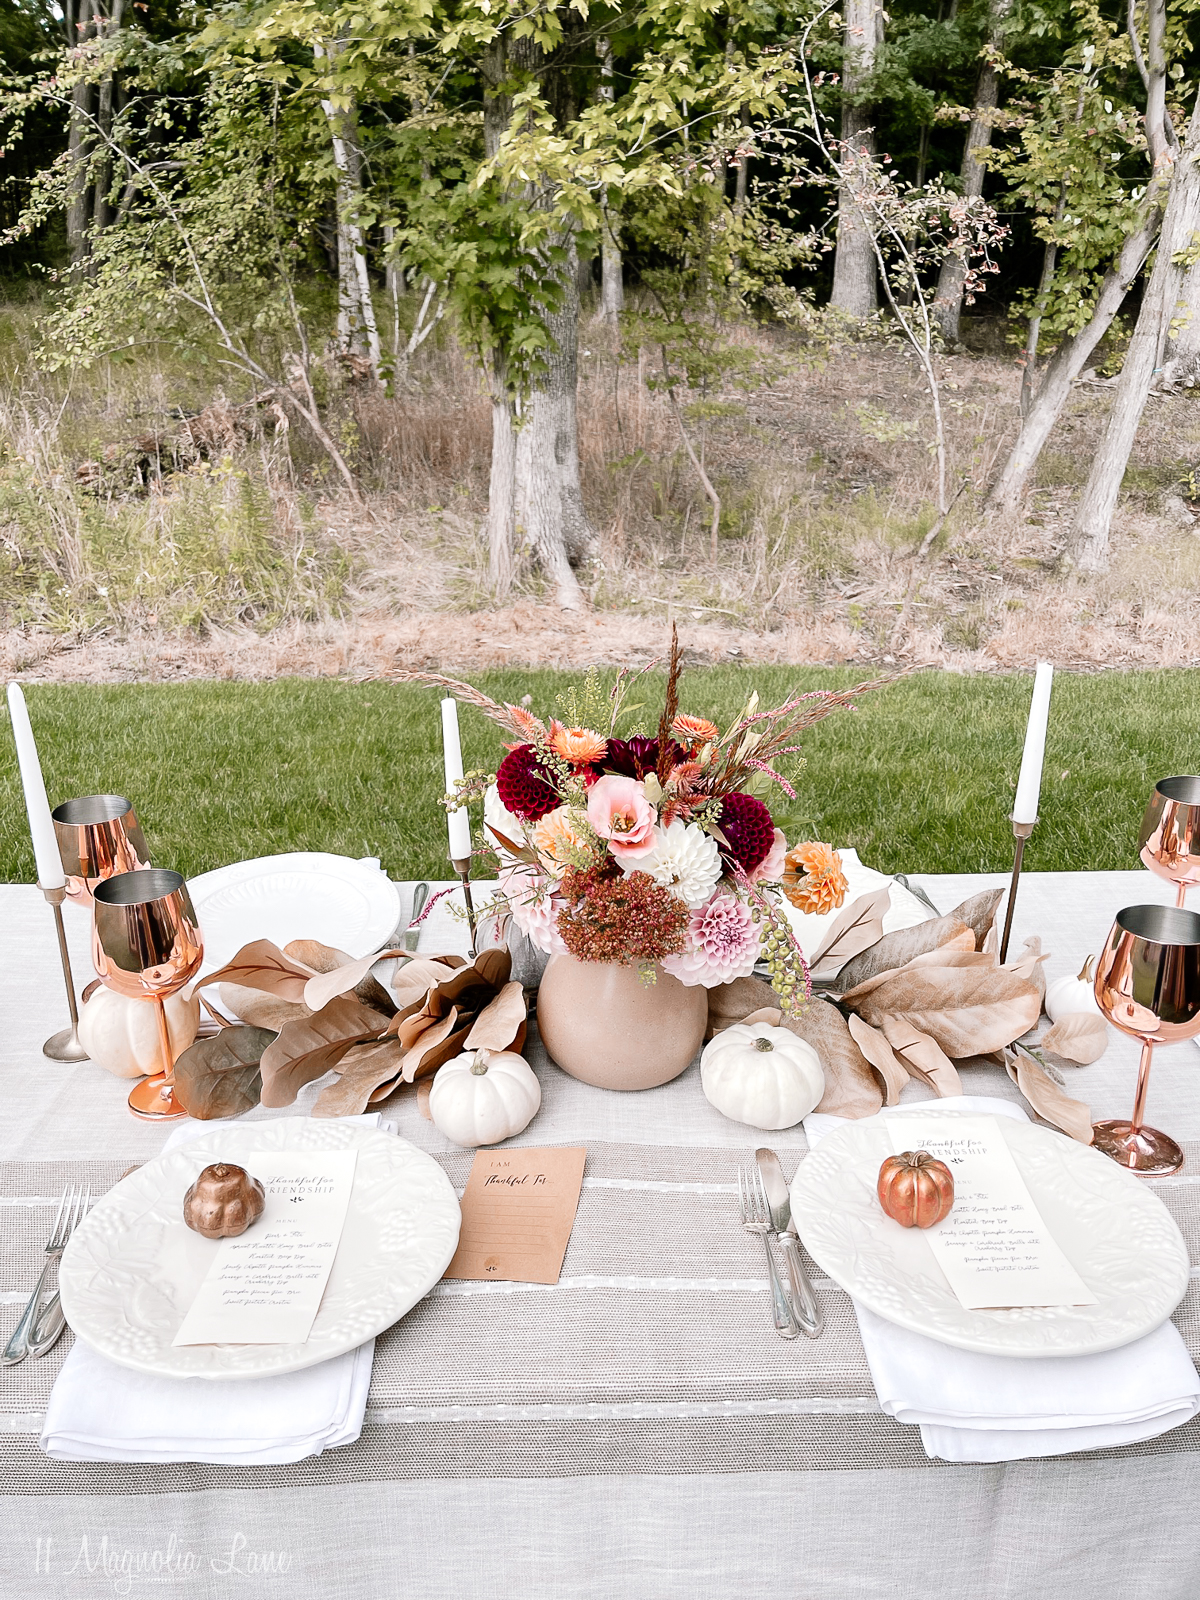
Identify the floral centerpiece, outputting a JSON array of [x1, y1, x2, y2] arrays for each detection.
[[404, 633, 878, 1024]]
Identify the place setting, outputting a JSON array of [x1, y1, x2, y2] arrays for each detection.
[[4, 643, 1200, 1485]]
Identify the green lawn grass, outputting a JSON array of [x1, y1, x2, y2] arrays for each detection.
[[3, 668, 1198, 883]]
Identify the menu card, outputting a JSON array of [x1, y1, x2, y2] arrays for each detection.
[[444, 1147, 586, 1285], [886, 1116, 1096, 1311], [173, 1150, 357, 1346]]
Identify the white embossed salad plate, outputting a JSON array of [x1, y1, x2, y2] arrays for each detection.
[[187, 852, 402, 977], [791, 1110, 1189, 1358], [59, 1118, 460, 1379]]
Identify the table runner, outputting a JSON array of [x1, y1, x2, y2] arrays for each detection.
[[4, 871, 1200, 1599]]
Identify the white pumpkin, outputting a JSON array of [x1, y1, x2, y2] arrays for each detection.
[[77, 985, 200, 1079], [428, 1048, 542, 1147], [701, 1022, 825, 1130], [1045, 957, 1101, 1023]]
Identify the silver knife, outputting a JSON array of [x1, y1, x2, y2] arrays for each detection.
[[403, 882, 429, 953], [755, 1148, 824, 1339]]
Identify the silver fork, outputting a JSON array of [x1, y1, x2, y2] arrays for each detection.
[[1, 1183, 88, 1366], [739, 1166, 801, 1340]]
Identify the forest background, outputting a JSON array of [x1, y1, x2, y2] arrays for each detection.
[[2, 0, 1200, 683]]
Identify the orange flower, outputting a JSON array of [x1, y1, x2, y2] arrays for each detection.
[[549, 721, 607, 765], [783, 841, 848, 915], [671, 713, 721, 749], [533, 805, 591, 869]]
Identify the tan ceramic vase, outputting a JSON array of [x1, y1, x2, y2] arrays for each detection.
[[536, 954, 708, 1091]]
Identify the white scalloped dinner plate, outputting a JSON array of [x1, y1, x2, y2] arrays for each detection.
[[187, 852, 402, 977], [791, 1111, 1189, 1358], [59, 1119, 460, 1379]]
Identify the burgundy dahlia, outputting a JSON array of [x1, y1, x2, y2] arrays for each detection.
[[495, 745, 561, 821], [717, 792, 775, 874], [604, 736, 685, 780]]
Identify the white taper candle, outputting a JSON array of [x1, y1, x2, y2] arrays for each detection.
[[6, 683, 66, 890], [1012, 662, 1054, 827], [441, 698, 472, 861]]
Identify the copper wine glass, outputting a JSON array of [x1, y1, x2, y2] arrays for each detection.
[[52, 795, 150, 909], [1092, 904, 1200, 1175], [92, 869, 203, 1122], [1138, 776, 1200, 908]]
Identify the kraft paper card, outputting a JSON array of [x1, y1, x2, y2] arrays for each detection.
[[444, 1146, 587, 1285], [173, 1150, 357, 1346], [887, 1116, 1095, 1311]]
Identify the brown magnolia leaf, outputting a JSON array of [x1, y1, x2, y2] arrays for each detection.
[[404, 1016, 473, 1082], [706, 976, 778, 1039], [1007, 1046, 1094, 1142], [416, 1079, 434, 1120], [303, 948, 405, 1015], [465, 980, 527, 1051], [392, 958, 464, 1006], [848, 965, 1043, 1057], [785, 997, 883, 1119], [834, 915, 974, 991], [172, 1026, 275, 1120], [198, 994, 235, 1030], [394, 1010, 442, 1052], [473, 947, 512, 990], [876, 1016, 963, 1097], [742, 1006, 784, 1027], [809, 886, 892, 976], [259, 996, 391, 1108], [312, 1039, 406, 1118], [846, 1014, 909, 1106], [401, 1006, 461, 1082], [1004, 936, 1048, 1004], [219, 984, 309, 1032], [284, 938, 352, 972], [1041, 1013, 1109, 1065], [950, 888, 1006, 951], [196, 940, 317, 1002], [838, 934, 981, 1004]]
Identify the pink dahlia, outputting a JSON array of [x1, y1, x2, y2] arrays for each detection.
[[496, 744, 561, 822], [586, 774, 656, 861], [662, 893, 761, 987], [500, 866, 567, 955], [749, 827, 788, 885], [717, 792, 775, 874]]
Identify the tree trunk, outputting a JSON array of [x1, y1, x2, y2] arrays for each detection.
[[829, 0, 882, 317], [1158, 250, 1200, 390], [487, 368, 518, 595], [318, 43, 382, 383], [593, 39, 624, 325], [90, 0, 124, 238], [1070, 94, 1200, 571], [933, 0, 1008, 343], [66, 0, 94, 268]]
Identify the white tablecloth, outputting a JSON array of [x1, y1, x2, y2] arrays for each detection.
[[2, 869, 1199, 1600]]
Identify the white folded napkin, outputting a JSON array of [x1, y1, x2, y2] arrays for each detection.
[[41, 1112, 390, 1465], [804, 1096, 1200, 1463]]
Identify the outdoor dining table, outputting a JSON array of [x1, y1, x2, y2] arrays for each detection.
[[2, 867, 1199, 1600]]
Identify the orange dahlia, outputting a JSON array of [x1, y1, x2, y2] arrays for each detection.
[[783, 841, 848, 915], [549, 721, 607, 765], [671, 713, 721, 750], [533, 805, 591, 869]]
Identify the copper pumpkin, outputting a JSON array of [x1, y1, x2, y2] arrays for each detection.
[[877, 1149, 954, 1229], [183, 1162, 266, 1239]]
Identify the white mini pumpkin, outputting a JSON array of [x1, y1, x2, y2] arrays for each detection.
[[701, 1022, 825, 1130], [77, 985, 200, 1079], [1045, 957, 1101, 1023], [428, 1048, 542, 1147]]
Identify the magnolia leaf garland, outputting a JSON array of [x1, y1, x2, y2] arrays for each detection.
[[807, 885, 892, 978], [172, 1026, 277, 1120], [1041, 1012, 1109, 1066]]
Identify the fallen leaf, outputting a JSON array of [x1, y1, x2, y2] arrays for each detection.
[[809, 886, 892, 977], [1007, 1046, 1093, 1142], [784, 996, 883, 1119], [303, 948, 404, 1014], [392, 958, 464, 1006], [742, 1006, 784, 1027], [706, 976, 778, 1039], [401, 1007, 461, 1081], [847, 964, 1042, 1057], [834, 915, 974, 991], [876, 1016, 963, 1097], [284, 939, 353, 972], [259, 996, 390, 1108], [312, 1039, 406, 1117], [473, 947, 512, 990], [950, 888, 1005, 951], [196, 940, 316, 1003], [838, 933, 980, 1003], [219, 984, 309, 1032], [1041, 1013, 1109, 1065], [465, 980, 527, 1051], [404, 1017, 473, 1081], [172, 1026, 275, 1120], [846, 1014, 908, 1105]]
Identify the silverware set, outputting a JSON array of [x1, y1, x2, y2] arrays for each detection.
[[739, 1151, 822, 1340], [2, 1182, 89, 1366]]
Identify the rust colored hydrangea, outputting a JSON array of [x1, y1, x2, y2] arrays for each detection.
[[556, 866, 689, 966], [783, 841, 849, 914]]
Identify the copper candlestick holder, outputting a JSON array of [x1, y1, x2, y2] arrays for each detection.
[[998, 816, 1036, 966], [452, 856, 478, 958], [39, 882, 89, 1063]]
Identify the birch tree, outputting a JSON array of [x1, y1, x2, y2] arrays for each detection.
[[829, 0, 883, 316]]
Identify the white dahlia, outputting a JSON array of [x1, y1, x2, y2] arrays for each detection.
[[620, 819, 722, 908]]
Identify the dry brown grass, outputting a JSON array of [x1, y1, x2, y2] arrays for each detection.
[[3, 298, 1200, 679]]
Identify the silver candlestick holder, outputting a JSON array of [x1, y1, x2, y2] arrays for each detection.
[[998, 817, 1036, 966], [39, 882, 89, 1062], [452, 856, 478, 958]]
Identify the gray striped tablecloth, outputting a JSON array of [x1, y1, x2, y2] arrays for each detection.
[[3, 873, 1200, 1599]]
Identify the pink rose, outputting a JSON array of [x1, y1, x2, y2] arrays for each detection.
[[586, 774, 656, 861], [750, 827, 788, 885]]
